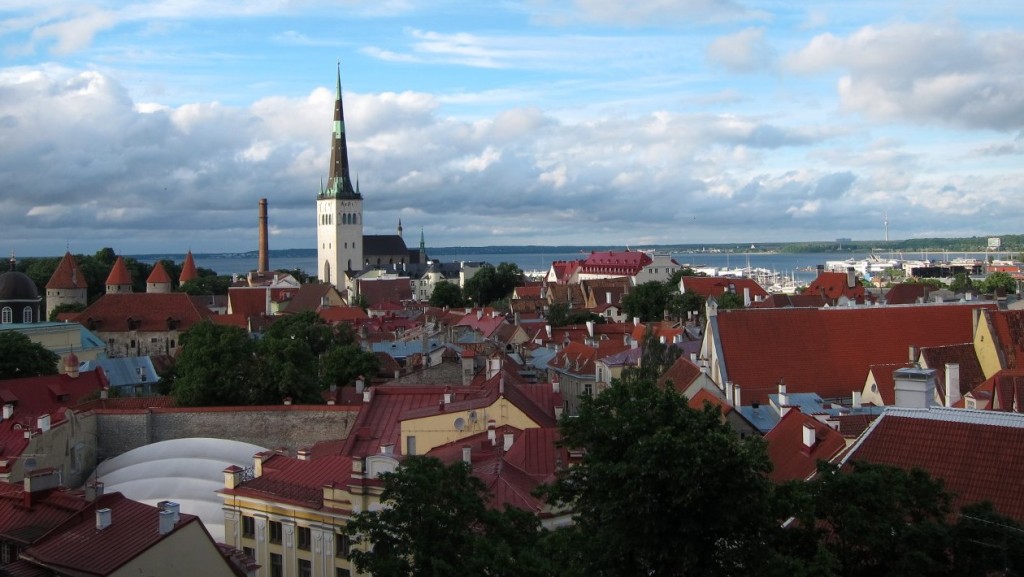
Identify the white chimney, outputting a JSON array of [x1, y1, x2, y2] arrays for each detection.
[[2, 404, 12, 420], [503, 432, 514, 452], [36, 414, 51, 433], [945, 363, 961, 407], [363, 388, 373, 403], [893, 366, 937, 408], [462, 445, 472, 463], [725, 381, 734, 404], [733, 384, 741, 407], [606, 291, 612, 305], [545, 325, 552, 339], [443, 392, 452, 404], [159, 510, 175, 535], [586, 321, 594, 338], [163, 501, 180, 523], [356, 377, 365, 394], [743, 287, 751, 307], [778, 382, 788, 406], [96, 508, 112, 530], [802, 423, 816, 448], [852, 391, 862, 408]]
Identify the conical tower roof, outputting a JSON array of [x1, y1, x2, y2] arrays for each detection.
[[179, 251, 199, 284], [146, 261, 172, 284], [46, 252, 86, 290], [321, 62, 360, 200], [105, 256, 132, 287]]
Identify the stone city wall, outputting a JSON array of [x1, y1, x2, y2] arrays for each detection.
[[94, 405, 360, 460]]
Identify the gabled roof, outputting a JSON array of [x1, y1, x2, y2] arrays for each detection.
[[319, 305, 369, 324], [866, 362, 904, 406], [74, 293, 215, 332], [714, 303, 994, 403], [548, 341, 629, 377], [805, 271, 865, 302], [680, 276, 769, 300], [179, 251, 199, 284], [358, 278, 411, 306], [986, 309, 1024, 370], [455, 310, 507, 338], [884, 283, 932, 305], [764, 410, 846, 482], [920, 342, 986, 401], [838, 407, 1024, 522], [658, 355, 703, 392], [146, 261, 172, 284], [105, 256, 132, 287], [227, 453, 353, 510], [45, 252, 86, 290], [363, 235, 409, 258], [967, 369, 1024, 413], [687, 388, 731, 415], [749, 293, 829, 308], [0, 482, 91, 547], [19, 492, 226, 576], [281, 284, 339, 314]]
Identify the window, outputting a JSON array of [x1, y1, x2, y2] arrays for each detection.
[[241, 515, 255, 538], [243, 546, 255, 559], [269, 520, 283, 544], [270, 553, 283, 577], [336, 569, 352, 577], [22, 307, 32, 323], [298, 559, 312, 577], [336, 533, 351, 558], [406, 435, 416, 456], [584, 383, 593, 396], [298, 526, 311, 550], [1, 307, 11, 324]]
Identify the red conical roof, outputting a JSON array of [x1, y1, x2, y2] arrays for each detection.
[[179, 251, 199, 284], [46, 252, 86, 290], [146, 261, 172, 284], [105, 256, 132, 286]]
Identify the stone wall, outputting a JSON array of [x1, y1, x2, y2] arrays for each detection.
[[94, 405, 359, 460]]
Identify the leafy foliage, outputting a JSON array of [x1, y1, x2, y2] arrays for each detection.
[[347, 456, 549, 577], [545, 302, 606, 327], [48, 302, 86, 321], [949, 272, 974, 294], [170, 322, 256, 406], [0, 332, 59, 380], [979, 271, 1017, 294], [542, 373, 777, 576], [621, 280, 672, 322], [428, 281, 465, 308], [180, 275, 232, 295], [463, 262, 524, 305]]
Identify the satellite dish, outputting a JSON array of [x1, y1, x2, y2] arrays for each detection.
[[468, 410, 478, 423], [454, 417, 466, 431]]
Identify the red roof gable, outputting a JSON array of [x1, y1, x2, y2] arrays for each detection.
[[230, 453, 353, 510], [74, 293, 215, 332], [105, 256, 132, 287], [320, 305, 369, 324], [20, 492, 226, 575], [714, 303, 995, 403], [986, 309, 1024, 370], [0, 482, 91, 547], [686, 388, 731, 415], [658, 356, 703, 392], [580, 250, 653, 276], [884, 283, 932, 305], [45, 252, 86, 290], [680, 277, 769, 300], [840, 407, 1024, 522], [805, 271, 865, 302], [146, 261, 172, 284], [764, 410, 846, 482], [358, 278, 411, 307], [179, 251, 199, 284]]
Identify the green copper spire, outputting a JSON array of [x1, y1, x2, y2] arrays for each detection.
[[321, 63, 359, 200]]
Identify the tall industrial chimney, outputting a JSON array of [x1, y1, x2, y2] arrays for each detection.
[[258, 198, 269, 273]]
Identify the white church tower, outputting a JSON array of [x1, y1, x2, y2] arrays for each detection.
[[317, 64, 363, 286]]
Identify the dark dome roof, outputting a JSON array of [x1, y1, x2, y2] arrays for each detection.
[[0, 271, 40, 301]]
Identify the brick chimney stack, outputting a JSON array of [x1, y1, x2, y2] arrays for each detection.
[[258, 198, 269, 273]]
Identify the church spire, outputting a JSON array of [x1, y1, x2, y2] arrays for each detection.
[[323, 62, 359, 199]]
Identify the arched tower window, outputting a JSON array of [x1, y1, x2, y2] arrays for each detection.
[[22, 307, 32, 323], [1, 306, 11, 324], [323, 261, 331, 285]]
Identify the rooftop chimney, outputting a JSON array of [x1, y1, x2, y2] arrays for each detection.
[[258, 198, 269, 273], [96, 508, 112, 530], [159, 510, 175, 535], [503, 432, 514, 452], [161, 501, 181, 523], [733, 384, 741, 408], [462, 445, 471, 463], [2, 403, 12, 420], [945, 363, 961, 407], [802, 423, 817, 449], [85, 480, 105, 502]]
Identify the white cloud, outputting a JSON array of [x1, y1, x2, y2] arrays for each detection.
[[706, 27, 774, 72]]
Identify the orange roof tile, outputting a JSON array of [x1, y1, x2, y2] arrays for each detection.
[[764, 410, 846, 482], [714, 303, 994, 403], [74, 293, 215, 332], [105, 256, 133, 287], [680, 277, 769, 300], [146, 261, 172, 284], [179, 251, 199, 284], [45, 252, 86, 290]]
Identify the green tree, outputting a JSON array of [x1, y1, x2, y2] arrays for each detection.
[[0, 332, 59, 380], [668, 290, 705, 324], [321, 343, 379, 389], [180, 275, 232, 296], [949, 272, 974, 294], [979, 271, 1017, 294], [252, 336, 320, 404], [264, 311, 336, 356], [545, 302, 605, 327], [780, 461, 954, 577], [463, 262, 523, 305], [347, 456, 549, 577], [542, 373, 777, 577], [621, 280, 672, 322], [428, 281, 464, 308], [48, 302, 86, 321], [170, 321, 256, 406], [717, 290, 746, 309]]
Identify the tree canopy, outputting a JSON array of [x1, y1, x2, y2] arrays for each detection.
[[463, 262, 523, 306], [621, 280, 673, 322], [347, 456, 549, 577], [545, 302, 606, 327], [0, 332, 59, 380], [427, 281, 465, 308]]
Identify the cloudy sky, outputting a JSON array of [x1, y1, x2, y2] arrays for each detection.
[[2, 1, 1022, 256]]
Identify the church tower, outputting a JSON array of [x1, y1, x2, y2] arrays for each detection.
[[317, 64, 363, 286]]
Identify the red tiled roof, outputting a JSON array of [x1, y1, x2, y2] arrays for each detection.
[[281, 284, 336, 314], [680, 277, 769, 300], [866, 363, 904, 405], [146, 261, 172, 284], [227, 287, 288, 318], [179, 251, 199, 284], [548, 260, 583, 284], [973, 369, 1024, 413], [686, 388, 731, 415], [840, 407, 1024, 522], [358, 278, 411, 307], [229, 453, 353, 510], [833, 413, 878, 438], [548, 341, 629, 377], [920, 343, 986, 401], [341, 386, 450, 457], [714, 304, 995, 403], [764, 410, 846, 482], [0, 483, 91, 546], [105, 256, 132, 287], [0, 371, 108, 473], [45, 252, 86, 290], [884, 283, 931, 305], [320, 306, 369, 324], [658, 355, 702, 392], [579, 250, 653, 277], [805, 271, 865, 302], [20, 492, 223, 575], [986, 309, 1024, 370], [73, 293, 215, 332], [513, 286, 542, 299], [749, 293, 829, 308]]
